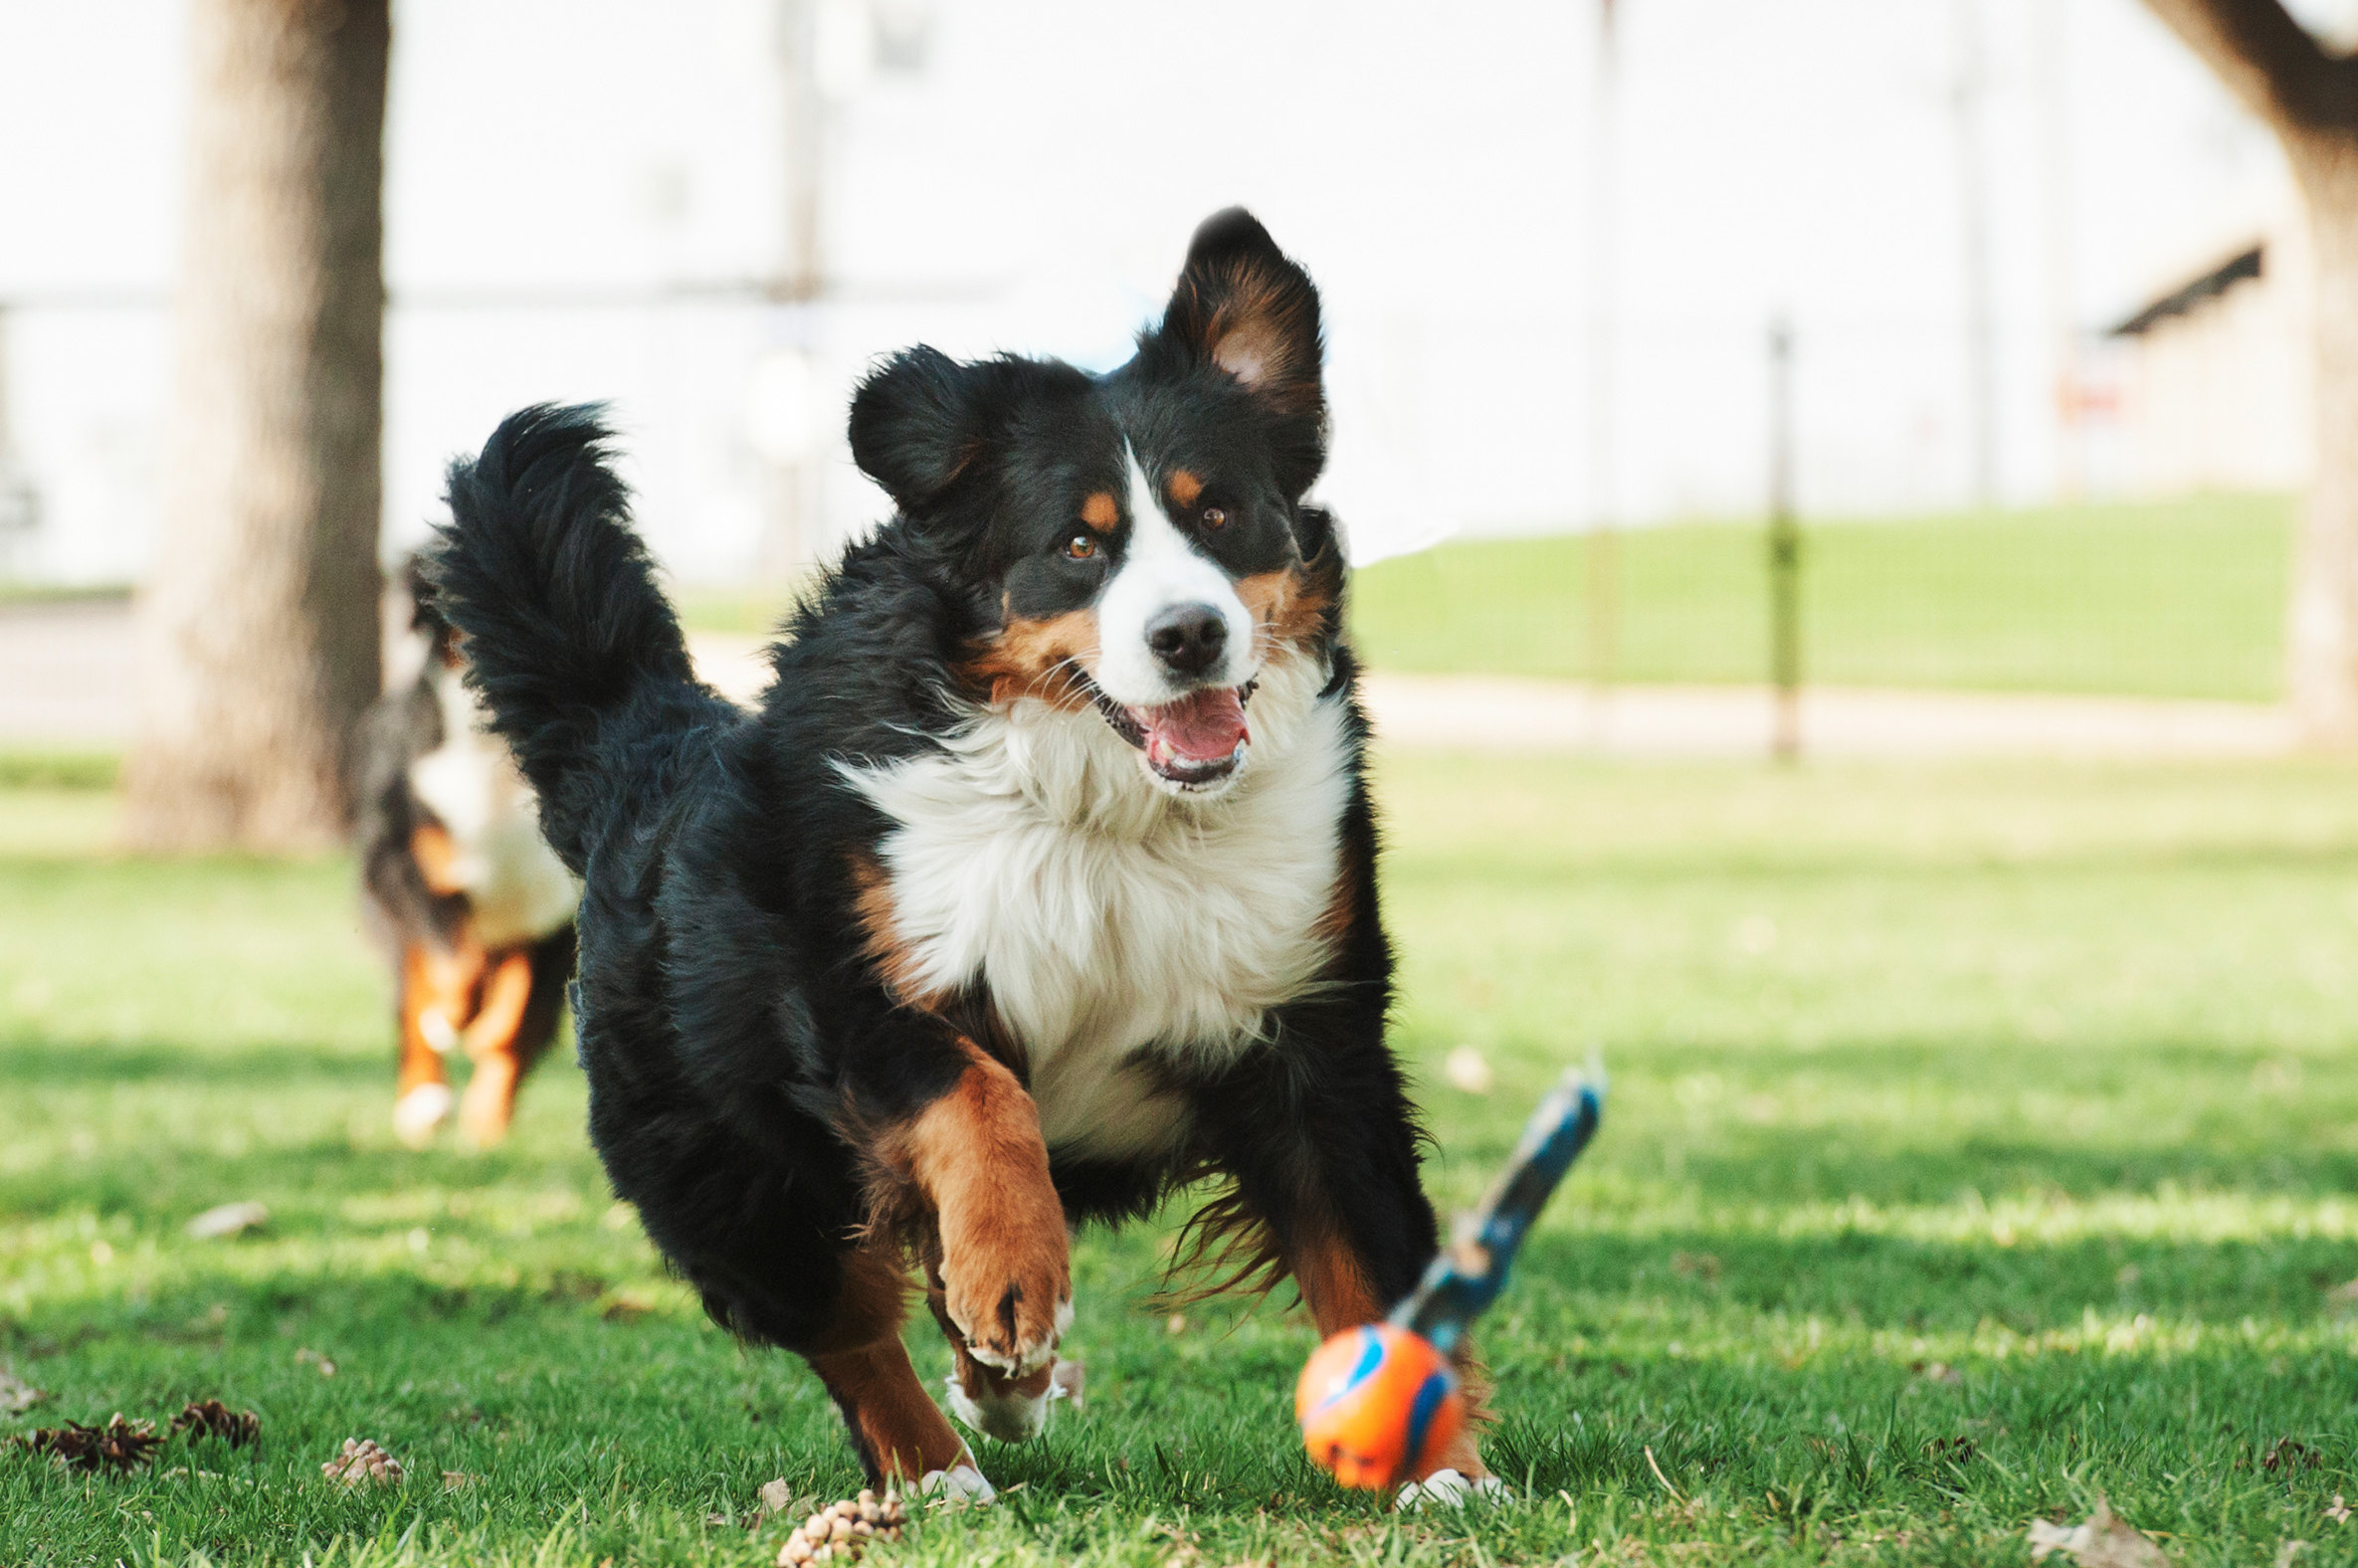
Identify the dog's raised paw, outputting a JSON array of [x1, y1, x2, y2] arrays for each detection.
[[941, 1236, 1071, 1376], [1397, 1470, 1512, 1510]]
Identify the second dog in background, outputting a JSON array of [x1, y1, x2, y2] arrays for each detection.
[[357, 563, 579, 1149]]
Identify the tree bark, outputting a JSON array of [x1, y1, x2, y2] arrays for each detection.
[[2142, 0, 2358, 741], [2284, 134, 2358, 738], [124, 0, 389, 850]]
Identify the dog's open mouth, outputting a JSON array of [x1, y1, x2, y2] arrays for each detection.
[[1090, 681, 1256, 788]]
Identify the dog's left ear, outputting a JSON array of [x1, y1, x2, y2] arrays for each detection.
[[1153, 208, 1325, 425]]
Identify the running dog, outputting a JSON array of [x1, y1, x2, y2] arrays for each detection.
[[357, 562, 578, 1149], [424, 210, 1498, 1502]]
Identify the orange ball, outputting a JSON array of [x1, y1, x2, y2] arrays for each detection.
[[1294, 1322, 1464, 1490]]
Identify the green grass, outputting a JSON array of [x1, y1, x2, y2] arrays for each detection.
[[1350, 494, 2296, 700], [9, 756, 2358, 1565]]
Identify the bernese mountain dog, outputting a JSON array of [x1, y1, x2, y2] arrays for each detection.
[[424, 209, 1501, 1503], [356, 563, 579, 1149]]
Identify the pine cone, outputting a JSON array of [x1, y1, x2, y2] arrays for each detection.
[[168, 1399, 261, 1448], [11, 1414, 162, 1474], [319, 1437, 404, 1486], [776, 1489, 906, 1565]]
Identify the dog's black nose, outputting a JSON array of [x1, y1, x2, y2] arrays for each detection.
[[1146, 603, 1229, 677]]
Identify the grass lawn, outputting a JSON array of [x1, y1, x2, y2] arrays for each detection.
[[7, 755, 2358, 1565], [1348, 494, 2296, 701]]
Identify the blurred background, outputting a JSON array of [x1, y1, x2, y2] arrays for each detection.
[[0, 0, 2350, 783]]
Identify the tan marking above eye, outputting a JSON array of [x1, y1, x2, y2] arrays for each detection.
[[1080, 491, 1118, 530], [1168, 469, 1204, 509], [1063, 533, 1099, 561]]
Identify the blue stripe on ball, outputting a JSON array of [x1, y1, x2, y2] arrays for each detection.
[[1310, 1326, 1387, 1417], [1402, 1367, 1453, 1468]]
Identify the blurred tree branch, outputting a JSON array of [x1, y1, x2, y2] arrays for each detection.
[[2142, 0, 2358, 133]]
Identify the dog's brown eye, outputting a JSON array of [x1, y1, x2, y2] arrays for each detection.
[[1063, 534, 1098, 561], [1201, 507, 1228, 531]]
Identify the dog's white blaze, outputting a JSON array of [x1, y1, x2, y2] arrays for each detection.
[[408, 662, 580, 948], [845, 647, 1348, 1159], [1088, 448, 1257, 707]]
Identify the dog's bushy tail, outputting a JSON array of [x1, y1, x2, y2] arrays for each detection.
[[426, 404, 707, 873]]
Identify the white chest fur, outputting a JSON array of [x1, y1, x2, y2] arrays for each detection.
[[408, 663, 581, 949], [846, 656, 1351, 1158]]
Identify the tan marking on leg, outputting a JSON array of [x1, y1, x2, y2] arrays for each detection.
[[395, 944, 454, 1099], [411, 821, 466, 896], [809, 1337, 974, 1483], [395, 936, 483, 1147], [457, 948, 534, 1147], [806, 1245, 975, 1483], [878, 1042, 1069, 1374], [1289, 1224, 1387, 1338]]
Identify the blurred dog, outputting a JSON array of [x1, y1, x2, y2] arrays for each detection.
[[357, 562, 578, 1149]]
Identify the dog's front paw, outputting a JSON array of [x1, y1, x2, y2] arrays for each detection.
[[938, 1200, 1071, 1375]]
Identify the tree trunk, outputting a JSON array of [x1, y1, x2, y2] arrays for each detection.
[[2286, 133, 2358, 742], [124, 0, 389, 851]]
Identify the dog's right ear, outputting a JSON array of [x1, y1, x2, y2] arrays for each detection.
[[849, 345, 981, 517]]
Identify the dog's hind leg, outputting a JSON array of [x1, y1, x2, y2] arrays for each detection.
[[806, 1247, 992, 1498]]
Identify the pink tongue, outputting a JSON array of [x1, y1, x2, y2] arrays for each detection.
[[1144, 686, 1249, 762]]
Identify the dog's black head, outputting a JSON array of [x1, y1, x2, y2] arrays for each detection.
[[849, 209, 1340, 796]]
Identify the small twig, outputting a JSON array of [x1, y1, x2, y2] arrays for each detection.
[[1644, 1444, 1685, 1502]]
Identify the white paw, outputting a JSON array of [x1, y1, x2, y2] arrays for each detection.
[[418, 1010, 460, 1056], [943, 1354, 1080, 1444], [392, 1082, 454, 1147], [1396, 1470, 1512, 1510], [912, 1461, 995, 1504]]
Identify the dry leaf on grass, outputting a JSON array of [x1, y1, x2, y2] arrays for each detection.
[[185, 1201, 269, 1240], [320, 1437, 403, 1487], [777, 1489, 906, 1565], [1444, 1047, 1493, 1095], [11, 1414, 162, 1474], [759, 1477, 796, 1517], [0, 1368, 47, 1415], [1051, 1356, 1086, 1413], [168, 1400, 260, 1448], [2326, 1495, 2351, 1524], [2028, 1500, 2169, 1567]]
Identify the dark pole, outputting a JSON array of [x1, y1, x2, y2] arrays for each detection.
[[1769, 317, 1801, 762]]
